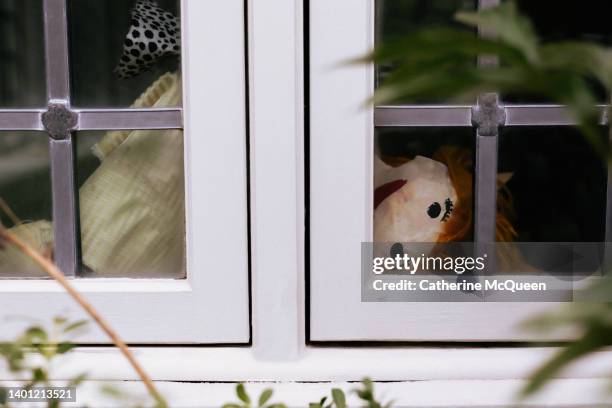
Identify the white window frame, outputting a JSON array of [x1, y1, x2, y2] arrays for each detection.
[[308, 0, 580, 341], [0, 0, 250, 344], [0, 2, 611, 407]]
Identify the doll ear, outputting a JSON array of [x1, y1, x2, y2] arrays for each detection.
[[374, 155, 394, 187], [497, 172, 514, 189], [115, 0, 181, 79]]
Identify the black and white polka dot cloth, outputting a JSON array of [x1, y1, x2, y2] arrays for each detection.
[[115, 0, 181, 79]]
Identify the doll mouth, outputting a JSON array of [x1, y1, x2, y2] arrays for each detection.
[[374, 179, 407, 209]]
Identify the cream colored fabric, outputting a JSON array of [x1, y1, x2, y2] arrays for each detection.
[[0, 221, 53, 276], [0, 73, 185, 278]]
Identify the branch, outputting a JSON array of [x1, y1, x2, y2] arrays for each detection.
[[0, 227, 168, 408]]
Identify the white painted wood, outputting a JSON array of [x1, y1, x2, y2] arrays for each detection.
[[14, 347, 612, 382], [248, 0, 306, 359], [308, 0, 562, 341], [5, 378, 612, 407], [158, 379, 612, 407], [0, 0, 250, 343], [5, 347, 612, 406]]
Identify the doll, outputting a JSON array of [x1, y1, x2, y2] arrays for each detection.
[[374, 154, 458, 243], [374, 146, 519, 271]]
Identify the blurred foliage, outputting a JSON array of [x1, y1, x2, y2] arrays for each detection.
[[364, 0, 612, 400], [221, 383, 286, 408], [0, 317, 147, 408], [0, 324, 393, 408], [363, 1, 612, 156], [222, 379, 391, 408], [520, 274, 612, 397], [0, 317, 88, 408]]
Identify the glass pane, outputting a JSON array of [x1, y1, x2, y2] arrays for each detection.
[[76, 128, 185, 279], [68, 0, 181, 107], [496, 126, 608, 273], [0, 1, 46, 107], [376, 0, 474, 42], [498, 126, 607, 243], [505, 0, 612, 103], [0, 132, 52, 277], [374, 127, 475, 245], [516, 0, 612, 44], [375, 0, 476, 103]]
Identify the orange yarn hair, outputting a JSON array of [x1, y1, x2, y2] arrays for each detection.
[[381, 146, 518, 243], [433, 146, 518, 243]]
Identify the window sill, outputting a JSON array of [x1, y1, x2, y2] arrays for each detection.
[[65, 379, 612, 407], [5, 346, 609, 382], [2, 346, 611, 407]]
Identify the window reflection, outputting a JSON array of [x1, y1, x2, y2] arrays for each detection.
[[375, 0, 476, 103], [0, 1, 45, 107], [68, 0, 181, 107], [498, 126, 607, 243], [0, 132, 52, 278]]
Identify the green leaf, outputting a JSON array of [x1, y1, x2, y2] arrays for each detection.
[[258, 388, 273, 407], [32, 367, 47, 383], [236, 383, 250, 405], [221, 404, 243, 408], [309, 404, 322, 408], [2, 345, 25, 371], [68, 372, 89, 387], [57, 342, 77, 354], [53, 316, 68, 326], [25, 326, 48, 343], [100, 385, 127, 398], [354, 379, 380, 406], [521, 325, 612, 397], [63, 320, 88, 334], [455, 2, 539, 64], [331, 389, 346, 408]]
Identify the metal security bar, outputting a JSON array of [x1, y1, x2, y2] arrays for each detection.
[[373, 0, 612, 272], [0, 0, 183, 276], [375, 105, 609, 128], [43, 0, 79, 277]]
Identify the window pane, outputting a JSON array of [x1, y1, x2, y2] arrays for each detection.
[[0, 1, 46, 107], [516, 0, 612, 44], [76, 128, 185, 278], [497, 126, 607, 243], [375, 0, 476, 104], [68, 0, 181, 108], [0, 132, 52, 277], [376, 0, 475, 43], [496, 126, 608, 273], [374, 127, 475, 245], [504, 0, 611, 103]]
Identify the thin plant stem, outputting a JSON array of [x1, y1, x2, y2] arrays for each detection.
[[0, 227, 168, 408], [0, 198, 21, 227]]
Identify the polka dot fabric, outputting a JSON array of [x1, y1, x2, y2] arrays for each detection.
[[115, 0, 181, 79]]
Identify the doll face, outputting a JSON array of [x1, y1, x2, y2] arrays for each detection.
[[374, 156, 457, 243]]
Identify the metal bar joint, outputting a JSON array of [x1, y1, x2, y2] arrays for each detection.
[[471, 93, 505, 136], [42, 103, 77, 140]]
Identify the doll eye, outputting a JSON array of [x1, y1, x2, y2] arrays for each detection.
[[441, 198, 454, 222], [427, 202, 442, 218]]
